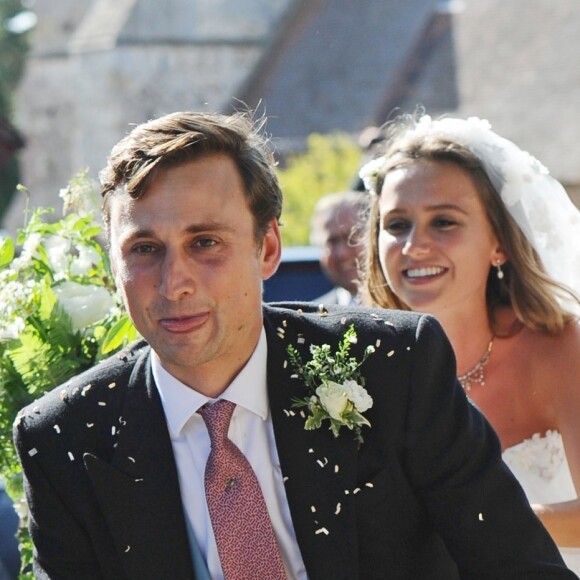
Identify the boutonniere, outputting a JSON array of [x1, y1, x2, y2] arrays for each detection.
[[286, 325, 375, 444]]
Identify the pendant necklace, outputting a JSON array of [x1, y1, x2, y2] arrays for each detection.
[[458, 337, 494, 391]]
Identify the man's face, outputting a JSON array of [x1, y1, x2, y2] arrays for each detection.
[[319, 206, 364, 295], [108, 153, 281, 396]]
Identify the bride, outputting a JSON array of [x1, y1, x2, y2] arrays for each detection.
[[359, 113, 580, 573]]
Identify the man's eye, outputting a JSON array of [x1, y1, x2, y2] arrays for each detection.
[[194, 238, 218, 248], [132, 244, 157, 255]]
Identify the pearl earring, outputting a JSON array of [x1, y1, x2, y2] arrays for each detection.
[[496, 260, 504, 280]]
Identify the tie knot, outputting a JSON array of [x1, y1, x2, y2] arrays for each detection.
[[198, 399, 236, 444]]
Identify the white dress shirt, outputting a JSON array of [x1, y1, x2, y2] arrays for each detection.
[[335, 287, 355, 306], [152, 329, 307, 580]]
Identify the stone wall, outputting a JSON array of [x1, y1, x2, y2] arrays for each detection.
[[4, 0, 292, 233]]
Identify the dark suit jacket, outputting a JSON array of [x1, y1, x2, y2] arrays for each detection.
[[14, 304, 574, 579]]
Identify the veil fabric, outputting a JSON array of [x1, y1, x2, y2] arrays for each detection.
[[360, 116, 580, 314]]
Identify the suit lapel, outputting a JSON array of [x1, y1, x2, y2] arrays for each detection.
[[264, 308, 360, 579], [84, 349, 195, 579], [85, 309, 361, 579]]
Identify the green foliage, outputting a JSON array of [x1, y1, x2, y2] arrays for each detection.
[[0, 0, 32, 223], [0, 172, 138, 576], [287, 325, 373, 390], [276, 133, 361, 246]]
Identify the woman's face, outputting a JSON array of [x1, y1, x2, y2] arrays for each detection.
[[377, 160, 503, 317]]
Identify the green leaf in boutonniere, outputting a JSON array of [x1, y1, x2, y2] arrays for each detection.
[[286, 324, 375, 444]]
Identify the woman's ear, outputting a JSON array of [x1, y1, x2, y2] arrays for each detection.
[[491, 245, 507, 267]]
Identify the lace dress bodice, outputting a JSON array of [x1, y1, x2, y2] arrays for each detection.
[[502, 430, 579, 575]]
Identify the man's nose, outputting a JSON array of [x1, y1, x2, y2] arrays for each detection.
[[159, 250, 195, 300]]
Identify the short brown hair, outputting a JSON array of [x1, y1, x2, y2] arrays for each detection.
[[99, 110, 283, 242]]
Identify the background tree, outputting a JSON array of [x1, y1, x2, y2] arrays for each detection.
[[0, 0, 31, 221], [276, 132, 362, 246]]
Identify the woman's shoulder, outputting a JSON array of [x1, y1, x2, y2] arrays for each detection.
[[494, 302, 579, 352], [524, 318, 580, 359], [520, 320, 580, 406], [494, 313, 579, 390]]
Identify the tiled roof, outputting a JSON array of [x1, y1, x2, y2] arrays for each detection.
[[234, 0, 580, 181], [237, 0, 435, 140]]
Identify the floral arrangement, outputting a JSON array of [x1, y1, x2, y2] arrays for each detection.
[[286, 325, 375, 444], [0, 171, 138, 575], [358, 156, 386, 196]]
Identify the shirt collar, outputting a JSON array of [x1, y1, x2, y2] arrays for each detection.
[[152, 328, 269, 436], [336, 287, 355, 305]]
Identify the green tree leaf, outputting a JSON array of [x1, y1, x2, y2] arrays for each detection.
[[276, 133, 361, 246], [100, 314, 139, 355], [0, 235, 14, 266]]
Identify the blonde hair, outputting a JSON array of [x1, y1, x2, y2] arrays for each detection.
[[362, 116, 579, 334]]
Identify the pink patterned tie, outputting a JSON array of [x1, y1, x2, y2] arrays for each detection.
[[198, 400, 286, 580]]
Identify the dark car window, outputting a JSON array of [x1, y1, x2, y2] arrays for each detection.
[[263, 246, 333, 302]]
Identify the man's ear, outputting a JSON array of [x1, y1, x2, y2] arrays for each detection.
[[260, 220, 282, 280]]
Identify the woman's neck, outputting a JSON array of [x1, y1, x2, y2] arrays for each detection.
[[430, 305, 494, 377], [436, 304, 523, 377]]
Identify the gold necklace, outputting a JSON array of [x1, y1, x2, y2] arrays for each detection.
[[458, 338, 494, 391]]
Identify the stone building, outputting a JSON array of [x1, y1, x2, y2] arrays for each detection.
[[5, 0, 292, 231], [236, 0, 580, 207], [4, 0, 580, 231]]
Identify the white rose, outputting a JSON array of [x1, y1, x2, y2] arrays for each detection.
[[343, 379, 373, 413], [43, 235, 71, 272], [316, 381, 349, 421], [70, 245, 101, 276], [54, 281, 115, 332]]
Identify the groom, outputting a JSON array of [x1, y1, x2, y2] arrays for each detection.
[[14, 111, 574, 579]]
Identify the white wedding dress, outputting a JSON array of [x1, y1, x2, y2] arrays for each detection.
[[502, 430, 580, 575]]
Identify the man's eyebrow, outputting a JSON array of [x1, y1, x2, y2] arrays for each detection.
[[184, 223, 235, 234], [123, 222, 235, 240]]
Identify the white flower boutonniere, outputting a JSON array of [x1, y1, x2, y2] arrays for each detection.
[[286, 325, 375, 444]]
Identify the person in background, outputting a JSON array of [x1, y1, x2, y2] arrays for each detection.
[[359, 112, 580, 574], [13, 110, 576, 579], [309, 191, 368, 305]]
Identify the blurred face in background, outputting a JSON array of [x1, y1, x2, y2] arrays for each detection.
[[317, 204, 365, 295]]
